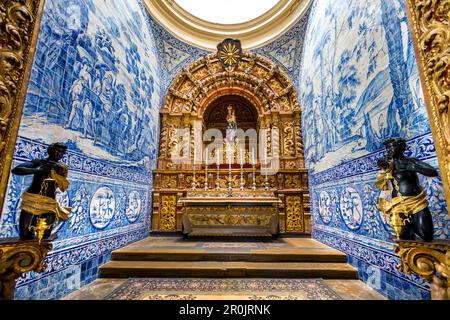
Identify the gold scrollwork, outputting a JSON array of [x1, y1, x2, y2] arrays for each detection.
[[405, 0, 450, 208], [159, 195, 177, 230], [0, 240, 52, 299], [188, 213, 272, 226], [0, 0, 44, 215], [161, 175, 177, 189], [283, 122, 295, 157], [284, 175, 301, 189], [285, 195, 303, 232], [394, 240, 449, 299]]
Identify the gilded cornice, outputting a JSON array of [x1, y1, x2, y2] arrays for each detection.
[[142, 0, 313, 51], [404, 0, 450, 209], [0, 0, 45, 217]]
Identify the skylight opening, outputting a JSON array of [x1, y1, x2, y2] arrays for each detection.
[[174, 0, 280, 24]]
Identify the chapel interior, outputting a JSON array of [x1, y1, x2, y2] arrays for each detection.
[[0, 0, 449, 302]]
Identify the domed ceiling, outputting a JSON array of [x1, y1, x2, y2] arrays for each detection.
[[142, 0, 313, 50]]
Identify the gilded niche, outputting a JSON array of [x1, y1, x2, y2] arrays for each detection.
[[0, 0, 43, 213], [405, 0, 450, 208]]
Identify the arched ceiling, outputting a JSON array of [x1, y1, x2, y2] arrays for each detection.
[[142, 0, 314, 51]]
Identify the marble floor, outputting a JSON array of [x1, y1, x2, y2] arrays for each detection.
[[64, 278, 385, 300], [63, 236, 386, 300]]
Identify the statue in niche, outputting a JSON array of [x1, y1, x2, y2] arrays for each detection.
[[376, 138, 437, 242], [225, 105, 237, 161], [226, 105, 237, 132], [12, 143, 71, 242]]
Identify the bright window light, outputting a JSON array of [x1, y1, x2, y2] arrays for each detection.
[[174, 0, 280, 24]]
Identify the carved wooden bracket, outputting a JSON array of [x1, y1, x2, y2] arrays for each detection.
[[0, 0, 45, 218], [404, 0, 450, 209], [394, 240, 450, 300], [0, 237, 52, 300]]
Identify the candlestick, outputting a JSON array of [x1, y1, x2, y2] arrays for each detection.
[[264, 169, 269, 191], [228, 145, 232, 197], [204, 148, 208, 190], [216, 162, 220, 190], [192, 164, 196, 190], [240, 162, 244, 190], [252, 163, 256, 190]]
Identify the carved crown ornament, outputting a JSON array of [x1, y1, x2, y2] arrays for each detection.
[[405, 0, 450, 209], [217, 38, 243, 71]]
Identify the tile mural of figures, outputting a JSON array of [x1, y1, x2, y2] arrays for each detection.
[[300, 0, 429, 173], [301, 0, 449, 300], [0, 0, 160, 299], [22, 0, 160, 163]]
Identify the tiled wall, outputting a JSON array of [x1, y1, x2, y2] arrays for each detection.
[[299, 0, 449, 300], [0, 0, 161, 300]]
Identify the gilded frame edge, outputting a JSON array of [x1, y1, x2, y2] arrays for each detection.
[[0, 0, 46, 219], [404, 0, 450, 213]]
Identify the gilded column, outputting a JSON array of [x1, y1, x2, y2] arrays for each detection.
[[404, 0, 450, 208], [0, 0, 45, 216], [294, 111, 304, 166]]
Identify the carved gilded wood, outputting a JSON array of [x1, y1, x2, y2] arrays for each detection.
[[0, 239, 52, 299], [159, 51, 305, 171], [159, 194, 177, 230], [285, 195, 303, 232], [404, 0, 450, 209], [395, 240, 450, 300], [151, 170, 310, 233], [0, 0, 45, 217]]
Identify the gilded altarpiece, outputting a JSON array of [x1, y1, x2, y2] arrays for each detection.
[[152, 47, 310, 235]]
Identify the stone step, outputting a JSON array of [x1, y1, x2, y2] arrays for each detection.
[[99, 261, 358, 279], [111, 248, 347, 263]]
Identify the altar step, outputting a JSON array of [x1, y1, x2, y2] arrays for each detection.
[[99, 261, 358, 279], [110, 248, 348, 263], [99, 237, 358, 280]]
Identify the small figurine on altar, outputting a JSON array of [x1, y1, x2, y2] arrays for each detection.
[[226, 105, 237, 131], [375, 138, 437, 242], [226, 105, 237, 144], [12, 142, 71, 243]]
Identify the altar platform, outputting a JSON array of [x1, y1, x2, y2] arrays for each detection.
[[65, 236, 385, 300]]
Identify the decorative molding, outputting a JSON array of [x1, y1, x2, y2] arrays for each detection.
[[0, 0, 45, 218], [395, 240, 450, 300], [404, 0, 450, 210]]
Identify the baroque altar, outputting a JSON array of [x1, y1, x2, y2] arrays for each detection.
[[151, 168, 310, 236], [151, 39, 310, 236]]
